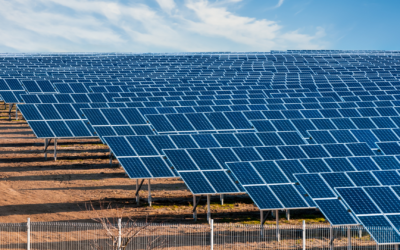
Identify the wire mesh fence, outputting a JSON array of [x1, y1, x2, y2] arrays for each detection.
[[0, 220, 397, 250]]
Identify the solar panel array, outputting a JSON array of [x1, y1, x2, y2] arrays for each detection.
[[4, 51, 400, 244]]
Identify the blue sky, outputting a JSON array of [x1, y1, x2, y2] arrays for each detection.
[[0, 0, 398, 52]]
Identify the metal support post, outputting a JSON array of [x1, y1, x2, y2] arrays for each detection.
[[54, 138, 57, 161], [109, 149, 112, 165], [44, 139, 48, 160], [220, 194, 224, 205], [27, 218, 30, 250], [286, 210, 290, 220], [330, 224, 333, 250], [15, 107, 18, 120], [148, 179, 152, 206], [302, 220, 306, 250], [193, 196, 202, 222], [359, 227, 362, 238], [118, 218, 122, 250], [207, 195, 211, 223], [276, 210, 280, 242], [8, 103, 13, 120], [210, 219, 214, 250], [193, 195, 197, 221], [136, 179, 140, 205], [395, 244, 398, 250], [347, 226, 351, 250], [376, 244, 379, 250]]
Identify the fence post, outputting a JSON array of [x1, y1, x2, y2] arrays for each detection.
[[27, 218, 30, 250], [347, 226, 351, 250], [330, 224, 333, 250], [118, 218, 122, 250], [210, 219, 214, 250], [303, 220, 306, 250], [260, 210, 263, 236], [276, 210, 280, 242], [207, 195, 211, 223]]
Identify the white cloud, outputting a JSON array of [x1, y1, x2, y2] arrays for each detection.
[[156, 0, 176, 13], [0, 0, 326, 52], [275, 0, 284, 8]]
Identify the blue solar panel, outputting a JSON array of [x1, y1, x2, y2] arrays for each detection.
[[187, 149, 222, 170], [335, 187, 380, 215], [330, 130, 358, 143], [18, 105, 43, 120], [47, 121, 73, 137], [364, 186, 400, 213], [244, 185, 284, 210], [118, 157, 152, 178], [163, 149, 198, 171], [210, 148, 239, 167], [300, 159, 331, 173], [119, 108, 147, 124], [276, 160, 307, 182], [320, 172, 354, 189], [232, 147, 262, 161], [255, 147, 285, 160], [146, 114, 175, 132], [95, 126, 116, 137], [170, 135, 198, 148], [358, 216, 400, 244], [65, 120, 92, 137], [295, 173, 336, 199], [301, 145, 330, 158], [372, 129, 399, 142], [373, 171, 400, 185], [28, 121, 54, 138], [140, 157, 175, 178], [226, 162, 264, 185], [349, 157, 380, 171], [309, 130, 336, 144], [346, 171, 381, 186], [251, 120, 276, 132], [324, 158, 356, 172], [213, 134, 242, 147], [185, 113, 215, 130], [202, 171, 239, 193], [252, 161, 289, 184], [372, 156, 400, 170], [126, 136, 159, 156], [192, 134, 220, 148], [101, 109, 127, 125], [104, 137, 137, 157], [377, 142, 400, 155], [166, 114, 195, 131], [113, 126, 135, 136], [179, 172, 215, 194], [279, 146, 307, 159], [314, 199, 358, 225], [54, 104, 80, 119], [269, 184, 309, 208], [323, 144, 353, 157], [83, 109, 108, 125]]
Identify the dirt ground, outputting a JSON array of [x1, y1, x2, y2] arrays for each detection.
[[0, 105, 328, 225]]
